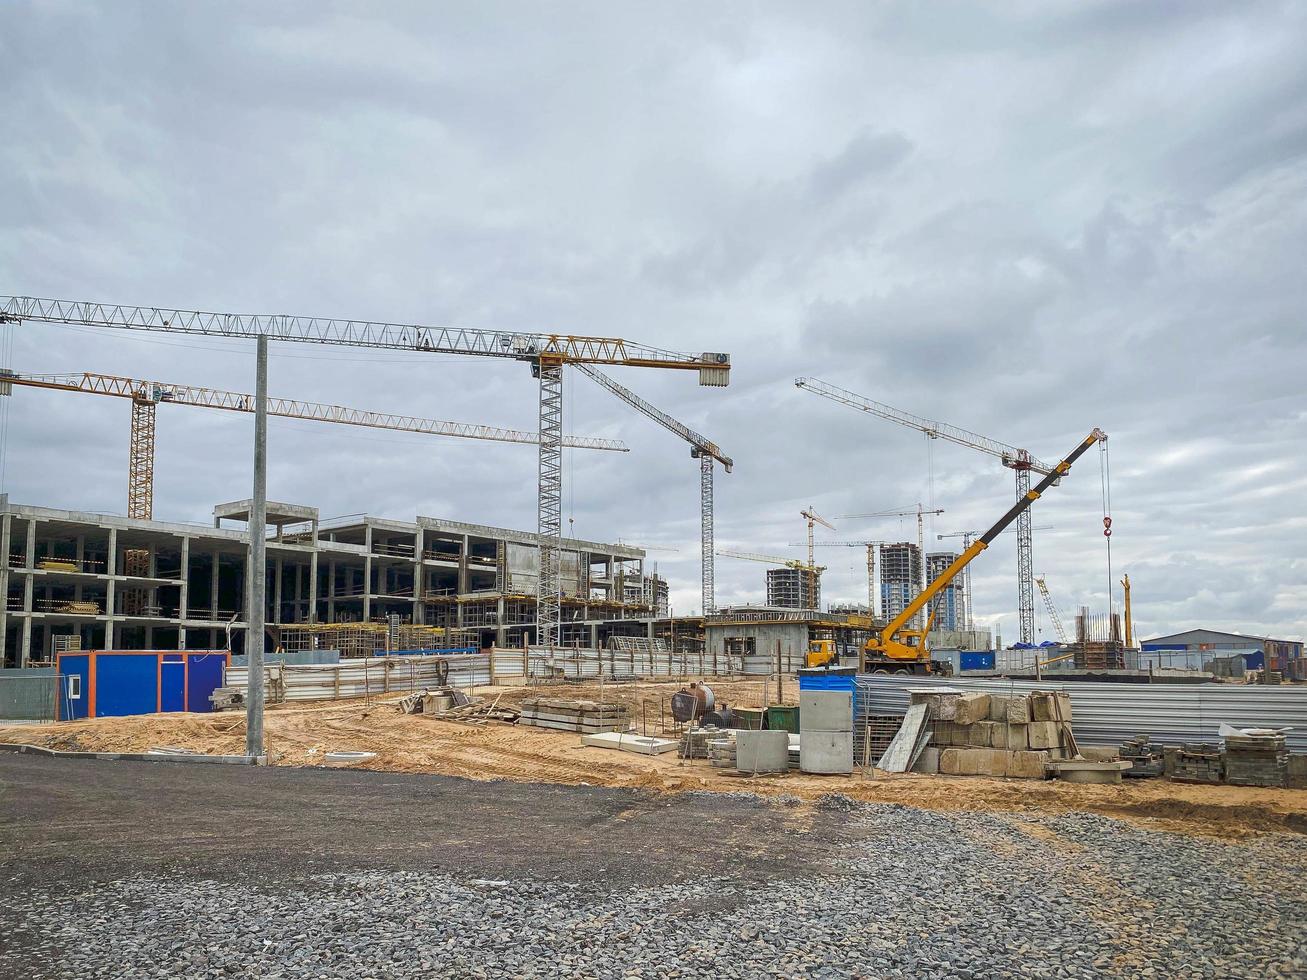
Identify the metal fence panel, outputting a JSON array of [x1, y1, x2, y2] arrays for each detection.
[[0, 672, 60, 722], [854, 674, 1307, 752]]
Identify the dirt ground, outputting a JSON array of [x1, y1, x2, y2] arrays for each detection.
[[3, 676, 1304, 839]]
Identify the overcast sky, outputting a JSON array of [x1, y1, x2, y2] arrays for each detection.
[[2, 2, 1304, 643]]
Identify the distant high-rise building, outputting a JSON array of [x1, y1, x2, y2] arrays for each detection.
[[766, 566, 821, 610], [879, 542, 923, 626], [623, 573, 670, 617], [926, 551, 961, 632]]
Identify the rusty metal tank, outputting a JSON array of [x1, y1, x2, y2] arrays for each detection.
[[670, 682, 715, 723]]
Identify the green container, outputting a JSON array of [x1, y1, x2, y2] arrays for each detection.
[[765, 705, 800, 734], [732, 707, 765, 731]]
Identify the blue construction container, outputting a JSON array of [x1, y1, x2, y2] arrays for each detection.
[[55, 650, 229, 720], [959, 651, 996, 672], [797, 667, 857, 692]]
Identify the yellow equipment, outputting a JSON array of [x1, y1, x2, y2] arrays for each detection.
[[860, 428, 1107, 674], [807, 638, 836, 668], [1121, 574, 1134, 649]]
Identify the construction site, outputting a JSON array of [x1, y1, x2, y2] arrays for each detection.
[[3, 8, 1306, 972], [0, 292, 1301, 979]]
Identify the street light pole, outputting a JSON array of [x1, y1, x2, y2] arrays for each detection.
[[245, 334, 268, 758]]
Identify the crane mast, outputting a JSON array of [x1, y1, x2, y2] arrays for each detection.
[[797, 376, 1053, 644], [799, 507, 835, 612], [574, 364, 732, 617], [1, 295, 730, 648], [1034, 575, 1070, 644]]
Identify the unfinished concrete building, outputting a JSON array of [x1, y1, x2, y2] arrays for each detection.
[[766, 566, 820, 611], [879, 542, 922, 624], [0, 495, 668, 667], [925, 551, 961, 632]]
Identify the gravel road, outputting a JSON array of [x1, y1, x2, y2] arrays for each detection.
[[1, 755, 1304, 978]]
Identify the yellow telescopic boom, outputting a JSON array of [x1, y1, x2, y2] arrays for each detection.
[[863, 428, 1107, 670]]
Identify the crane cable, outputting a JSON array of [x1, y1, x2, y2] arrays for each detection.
[[1100, 438, 1113, 621]]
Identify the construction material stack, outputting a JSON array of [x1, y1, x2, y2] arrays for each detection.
[[1224, 729, 1289, 788], [1173, 744, 1224, 784], [913, 690, 1076, 779], [518, 698, 629, 734]]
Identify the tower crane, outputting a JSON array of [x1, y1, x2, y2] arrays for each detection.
[[716, 549, 825, 610], [799, 507, 835, 613], [1034, 574, 1069, 644], [797, 376, 1057, 644], [855, 428, 1105, 675], [0, 371, 629, 522], [0, 295, 730, 647], [835, 504, 944, 630], [574, 364, 731, 617]]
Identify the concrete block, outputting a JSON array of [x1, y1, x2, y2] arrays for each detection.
[[799, 691, 852, 732], [1287, 754, 1307, 790], [954, 693, 991, 726], [1007, 750, 1050, 779], [581, 733, 678, 756], [1049, 760, 1131, 784], [912, 746, 941, 775], [934, 694, 959, 721], [1031, 691, 1073, 723], [940, 747, 990, 776], [735, 730, 790, 773], [988, 694, 1032, 725], [971, 720, 1001, 748], [800, 730, 853, 774], [1027, 721, 1059, 750]]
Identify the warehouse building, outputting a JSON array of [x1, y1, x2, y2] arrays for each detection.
[[1141, 628, 1305, 677]]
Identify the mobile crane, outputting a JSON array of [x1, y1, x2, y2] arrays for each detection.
[[858, 428, 1107, 674]]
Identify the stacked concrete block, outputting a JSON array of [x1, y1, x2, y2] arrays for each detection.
[[800, 691, 854, 775], [911, 689, 1076, 780], [1173, 743, 1224, 784], [1224, 732, 1288, 788]]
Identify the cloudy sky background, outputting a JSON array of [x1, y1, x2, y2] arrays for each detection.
[[2, 1, 1304, 642]]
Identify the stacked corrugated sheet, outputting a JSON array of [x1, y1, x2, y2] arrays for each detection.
[[855, 674, 1307, 753], [221, 654, 490, 704]]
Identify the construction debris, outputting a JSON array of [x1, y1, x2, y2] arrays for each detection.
[[518, 698, 629, 734], [1119, 735, 1166, 778]]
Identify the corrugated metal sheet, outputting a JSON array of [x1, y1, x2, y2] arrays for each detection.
[[225, 654, 492, 702], [854, 674, 1307, 752]]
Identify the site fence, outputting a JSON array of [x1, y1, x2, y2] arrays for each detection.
[[854, 674, 1307, 753], [0, 671, 61, 722]]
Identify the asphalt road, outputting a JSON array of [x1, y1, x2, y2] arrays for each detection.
[[2, 754, 1304, 979]]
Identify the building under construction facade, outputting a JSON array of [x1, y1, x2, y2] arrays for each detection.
[[766, 566, 820, 611], [925, 551, 961, 632], [0, 495, 672, 667], [879, 542, 922, 623]]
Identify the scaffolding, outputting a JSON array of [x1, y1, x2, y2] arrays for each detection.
[[278, 622, 474, 658]]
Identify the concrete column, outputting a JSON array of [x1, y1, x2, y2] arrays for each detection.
[[0, 514, 11, 666], [20, 520, 35, 666], [104, 528, 117, 651], [309, 550, 318, 623], [294, 561, 303, 623], [178, 536, 190, 650], [327, 558, 336, 622], [363, 525, 373, 622], [74, 534, 85, 602], [459, 535, 469, 594], [413, 528, 424, 624], [210, 550, 220, 621], [274, 556, 284, 625]]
